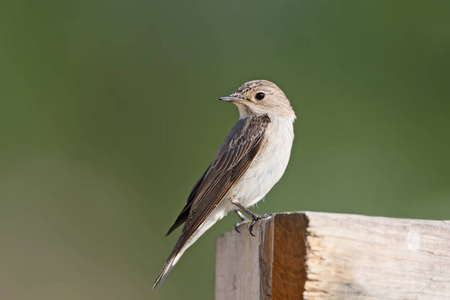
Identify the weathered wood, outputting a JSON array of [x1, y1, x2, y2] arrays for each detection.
[[215, 212, 450, 300], [215, 214, 307, 299]]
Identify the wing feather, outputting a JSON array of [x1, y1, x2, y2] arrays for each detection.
[[165, 164, 211, 236], [155, 114, 270, 290], [166, 114, 270, 238], [177, 114, 269, 240]]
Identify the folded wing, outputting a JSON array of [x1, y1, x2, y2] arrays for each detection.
[[154, 114, 271, 289]]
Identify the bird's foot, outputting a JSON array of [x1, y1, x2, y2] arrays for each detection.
[[233, 210, 250, 233], [248, 213, 275, 237], [230, 198, 275, 237], [234, 220, 250, 233]]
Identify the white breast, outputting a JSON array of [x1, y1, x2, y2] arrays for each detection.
[[173, 115, 294, 267], [228, 115, 294, 208]]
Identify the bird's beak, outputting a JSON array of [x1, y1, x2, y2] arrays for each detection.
[[218, 93, 247, 102]]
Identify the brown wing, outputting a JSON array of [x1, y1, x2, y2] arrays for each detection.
[[176, 114, 270, 241], [165, 164, 211, 236], [154, 114, 271, 290], [166, 114, 270, 236]]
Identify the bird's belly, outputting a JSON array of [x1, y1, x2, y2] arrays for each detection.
[[227, 131, 293, 208]]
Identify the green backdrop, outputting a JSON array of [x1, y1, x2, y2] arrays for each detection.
[[1, 0, 449, 299]]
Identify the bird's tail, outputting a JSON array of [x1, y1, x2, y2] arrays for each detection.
[[153, 235, 190, 291], [153, 208, 226, 291], [153, 252, 177, 291]]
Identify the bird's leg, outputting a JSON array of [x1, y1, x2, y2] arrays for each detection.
[[230, 199, 275, 237], [233, 210, 250, 233], [234, 210, 248, 222]]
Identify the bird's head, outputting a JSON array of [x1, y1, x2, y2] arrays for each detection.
[[218, 80, 296, 121]]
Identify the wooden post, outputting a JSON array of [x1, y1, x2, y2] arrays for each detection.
[[215, 212, 450, 300]]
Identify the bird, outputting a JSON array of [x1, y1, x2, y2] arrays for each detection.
[[153, 80, 296, 290]]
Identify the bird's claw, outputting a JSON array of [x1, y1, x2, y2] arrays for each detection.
[[230, 201, 275, 237], [249, 220, 257, 237], [248, 213, 275, 237], [234, 220, 250, 233]]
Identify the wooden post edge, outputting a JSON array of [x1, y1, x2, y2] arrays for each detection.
[[215, 212, 450, 299]]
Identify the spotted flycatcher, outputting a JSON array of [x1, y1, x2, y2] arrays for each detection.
[[153, 80, 296, 290]]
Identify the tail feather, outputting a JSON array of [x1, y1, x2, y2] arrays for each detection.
[[153, 254, 177, 291], [153, 207, 226, 290], [153, 236, 188, 291]]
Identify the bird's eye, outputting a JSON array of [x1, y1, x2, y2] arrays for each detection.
[[255, 92, 265, 100]]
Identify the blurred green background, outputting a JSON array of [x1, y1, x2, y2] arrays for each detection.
[[1, 0, 449, 299]]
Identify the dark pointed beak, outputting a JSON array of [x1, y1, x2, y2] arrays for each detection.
[[218, 93, 246, 102]]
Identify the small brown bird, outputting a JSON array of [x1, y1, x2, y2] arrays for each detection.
[[154, 80, 296, 290]]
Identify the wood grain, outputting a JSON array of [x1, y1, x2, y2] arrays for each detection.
[[304, 212, 450, 300], [215, 212, 450, 299], [272, 214, 307, 299], [215, 216, 274, 299]]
